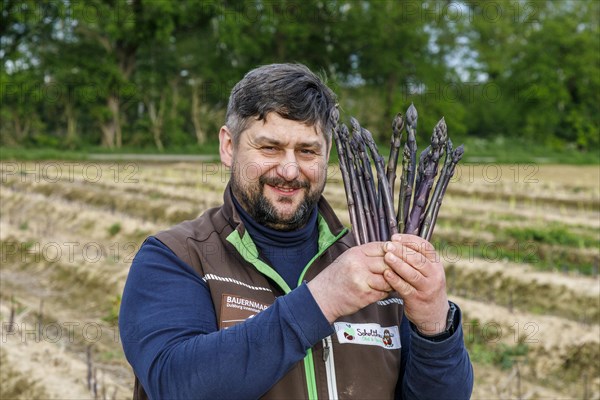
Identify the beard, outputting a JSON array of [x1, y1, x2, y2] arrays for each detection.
[[231, 172, 324, 232]]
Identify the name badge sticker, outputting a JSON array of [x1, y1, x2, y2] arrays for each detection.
[[334, 322, 401, 349]]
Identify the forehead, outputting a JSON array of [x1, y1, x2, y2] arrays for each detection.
[[242, 113, 326, 146]]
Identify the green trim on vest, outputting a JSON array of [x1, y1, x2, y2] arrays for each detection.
[[225, 214, 348, 294], [225, 213, 348, 400], [304, 349, 318, 400], [296, 215, 347, 287], [226, 226, 293, 293]]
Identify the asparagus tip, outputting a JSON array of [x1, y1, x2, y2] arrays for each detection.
[[393, 113, 405, 135], [433, 117, 448, 147], [453, 144, 465, 162], [350, 116, 361, 133], [330, 105, 340, 125], [407, 104, 418, 127], [361, 127, 375, 143]]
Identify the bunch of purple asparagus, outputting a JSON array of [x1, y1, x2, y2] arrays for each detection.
[[332, 103, 464, 245]]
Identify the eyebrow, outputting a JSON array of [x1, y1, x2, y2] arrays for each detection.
[[253, 135, 323, 150]]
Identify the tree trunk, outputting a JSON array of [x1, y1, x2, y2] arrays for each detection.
[[147, 93, 166, 151], [191, 81, 206, 145], [114, 94, 122, 148], [101, 95, 120, 148], [169, 78, 180, 122], [100, 123, 115, 149], [13, 116, 31, 143], [65, 101, 78, 147], [2, 121, 18, 146]]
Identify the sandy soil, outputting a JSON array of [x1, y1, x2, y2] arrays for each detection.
[[1, 161, 598, 399]]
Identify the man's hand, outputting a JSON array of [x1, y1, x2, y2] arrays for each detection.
[[382, 234, 449, 336], [307, 242, 393, 323]]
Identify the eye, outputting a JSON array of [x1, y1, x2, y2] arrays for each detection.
[[300, 149, 317, 155]]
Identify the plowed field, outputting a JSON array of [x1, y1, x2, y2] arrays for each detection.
[[1, 161, 598, 399]]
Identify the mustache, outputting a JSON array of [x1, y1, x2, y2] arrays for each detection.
[[259, 176, 310, 190]]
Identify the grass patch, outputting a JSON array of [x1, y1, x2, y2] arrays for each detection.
[[433, 236, 596, 275], [463, 318, 529, 370], [1, 142, 222, 161], [98, 350, 125, 363], [457, 136, 600, 165], [102, 295, 121, 327], [0, 147, 90, 161], [446, 263, 598, 323], [504, 224, 594, 248], [107, 223, 121, 237], [3, 135, 598, 164]]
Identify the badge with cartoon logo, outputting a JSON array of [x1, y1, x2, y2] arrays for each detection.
[[382, 329, 393, 347], [343, 324, 355, 341], [334, 322, 401, 349]]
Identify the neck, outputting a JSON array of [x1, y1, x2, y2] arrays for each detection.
[[232, 191, 318, 238]]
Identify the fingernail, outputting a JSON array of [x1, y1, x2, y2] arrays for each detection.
[[385, 241, 396, 252], [392, 233, 402, 241], [386, 252, 398, 262]]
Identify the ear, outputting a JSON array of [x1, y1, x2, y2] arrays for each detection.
[[219, 125, 234, 168]]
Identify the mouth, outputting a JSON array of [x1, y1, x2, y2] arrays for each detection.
[[266, 184, 302, 197]]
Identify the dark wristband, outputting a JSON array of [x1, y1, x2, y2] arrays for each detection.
[[414, 302, 458, 342]]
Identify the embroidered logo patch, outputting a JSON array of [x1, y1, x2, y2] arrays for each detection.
[[219, 294, 270, 329], [334, 322, 401, 349]]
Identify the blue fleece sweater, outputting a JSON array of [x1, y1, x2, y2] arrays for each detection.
[[120, 237, 473, 399]]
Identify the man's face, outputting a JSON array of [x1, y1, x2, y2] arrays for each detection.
[[220, 113, 330, 231]]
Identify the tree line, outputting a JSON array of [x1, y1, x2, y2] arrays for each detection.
[[1, 0, 598, 151]]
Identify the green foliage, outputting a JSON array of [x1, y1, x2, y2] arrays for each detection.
[[433, 233, 597, 275], [460, 0, 599, 151], [102, 294, 121, 327], [504, 224, 594, 248], [107, 223, 121, 237], [1, 0, 598, 156], [463, 318, 529, 370]]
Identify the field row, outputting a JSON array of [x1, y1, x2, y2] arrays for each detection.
[[2, 164, 598, 316], [1, 161, 598, 399]]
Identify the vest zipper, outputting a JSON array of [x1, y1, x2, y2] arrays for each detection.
[[227, 219, 349, 400], [322, 335, 338, 399]]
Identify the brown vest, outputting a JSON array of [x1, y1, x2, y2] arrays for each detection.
[[133, 188, 404, 399]]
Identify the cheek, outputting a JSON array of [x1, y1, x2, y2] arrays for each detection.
[[302, 160, 328, 184], [235, 160, 265, 182]]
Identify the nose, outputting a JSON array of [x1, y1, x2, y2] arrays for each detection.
[[277, 151, 300, 181]]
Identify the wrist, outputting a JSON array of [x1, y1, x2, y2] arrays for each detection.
[[415, 302, 458, 342], [306, 280, 338, 323], [416, 302, 451, 336]]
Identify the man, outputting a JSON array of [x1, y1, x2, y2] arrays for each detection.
[[120, 63, 473, 399]]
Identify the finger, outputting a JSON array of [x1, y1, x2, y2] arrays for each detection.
[[367, 274, 393, 293], [391, 234, 438, 262], [366, 257, 392, 275], [360, 241, 387, 258], [384, 251, 427, 290], [398, 249, 431, 275], [383, 268, 415, 298], [385, 241, 432, 276]]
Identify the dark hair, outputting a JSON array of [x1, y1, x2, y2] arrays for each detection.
[[225, 63, 337, 146]]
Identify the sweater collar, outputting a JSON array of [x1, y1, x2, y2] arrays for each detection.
[[221, 181, 347, 238], [231, 191, 318, 246]]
